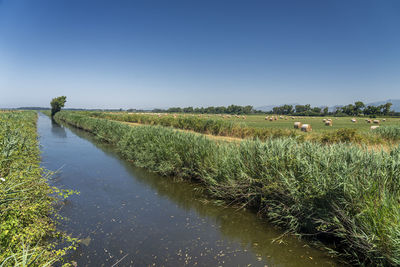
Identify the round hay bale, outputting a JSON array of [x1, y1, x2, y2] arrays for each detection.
[[301, 124, 312, 132], [294, 122, 302, 129]]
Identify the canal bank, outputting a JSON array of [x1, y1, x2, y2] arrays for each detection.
[[38, 113, 337, 266]]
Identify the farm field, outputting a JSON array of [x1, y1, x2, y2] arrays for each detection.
[[85, 111, 400, 146], [212, 114, 400, 132], [99, 112, 400, 132]]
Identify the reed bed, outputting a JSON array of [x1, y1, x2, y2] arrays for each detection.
[[87, 112, 301, 140], [55, 111, 400, 266], [0, 111, 75, 266], [87, 112, 392, 145], [374, 126, 400, 141]]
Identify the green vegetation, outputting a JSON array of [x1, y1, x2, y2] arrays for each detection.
[[87, 111, 300, 140], [50, 96, 67, 117], [375, 126, 400, 141], [55, 110, 400, 265], [85, 111, 400, 145], [0, 111, 75, 266], [271, 101, 395, 116], [235, 115, 400, 131], [152, 104, 256, 114], [140, 101, 399, 117]]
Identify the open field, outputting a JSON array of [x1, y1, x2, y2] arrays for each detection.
[[210, 114, 400, 132], [83, 111, 400, 146], [53, 110, 400, 265], [98, 112, 400, 132]]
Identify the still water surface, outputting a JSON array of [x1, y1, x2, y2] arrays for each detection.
[[38, 113, 338, 266]]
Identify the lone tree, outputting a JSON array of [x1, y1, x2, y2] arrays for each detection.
[[50, 96, 67, 117]]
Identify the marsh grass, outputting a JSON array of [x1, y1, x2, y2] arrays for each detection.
[[0, 111, 76, 266], [55, 111, 400, 265], [375, 126, 400, 141]]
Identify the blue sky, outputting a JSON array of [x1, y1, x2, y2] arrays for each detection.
[[1, 0, 399, 109]]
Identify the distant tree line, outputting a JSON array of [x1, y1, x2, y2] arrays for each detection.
[[117, 102, 399, 117], [271, 104, 329, 116], [336, 102, 393, 116], [269, 101, 395, 117], [150, 105, 262, 115]]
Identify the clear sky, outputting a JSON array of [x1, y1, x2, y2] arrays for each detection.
[[1, 0, 399, 109]]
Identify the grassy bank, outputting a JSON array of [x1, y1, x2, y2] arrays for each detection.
[[87, 111, 301, 140], [54, 110, 400, 266], [89, 112, 400, 132], [0, 111, 75, 266], [86, 111, 400, 145]]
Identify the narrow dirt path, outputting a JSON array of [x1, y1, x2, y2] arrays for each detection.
[[118, 121, 243, 143]]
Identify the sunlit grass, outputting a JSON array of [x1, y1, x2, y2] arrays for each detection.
[[83, 111, 400, 145]]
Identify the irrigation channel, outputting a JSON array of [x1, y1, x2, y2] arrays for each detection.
[[38, 113, 339, 266]]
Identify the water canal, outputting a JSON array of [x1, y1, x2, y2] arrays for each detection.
[[38, 113, 338, 266]]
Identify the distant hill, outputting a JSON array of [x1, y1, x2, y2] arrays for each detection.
[[366, 99, 400, 112]]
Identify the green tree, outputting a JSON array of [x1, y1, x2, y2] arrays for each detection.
[[312, 107, 322, 114], [183, 107, 194, 113], [381, 102, 392, 115], [364, 105, 380, 116], [295, 104, 311, 114], [50, 96, 67, 117], [354, 101, 365, 115], [340, 104, 355, 115]]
